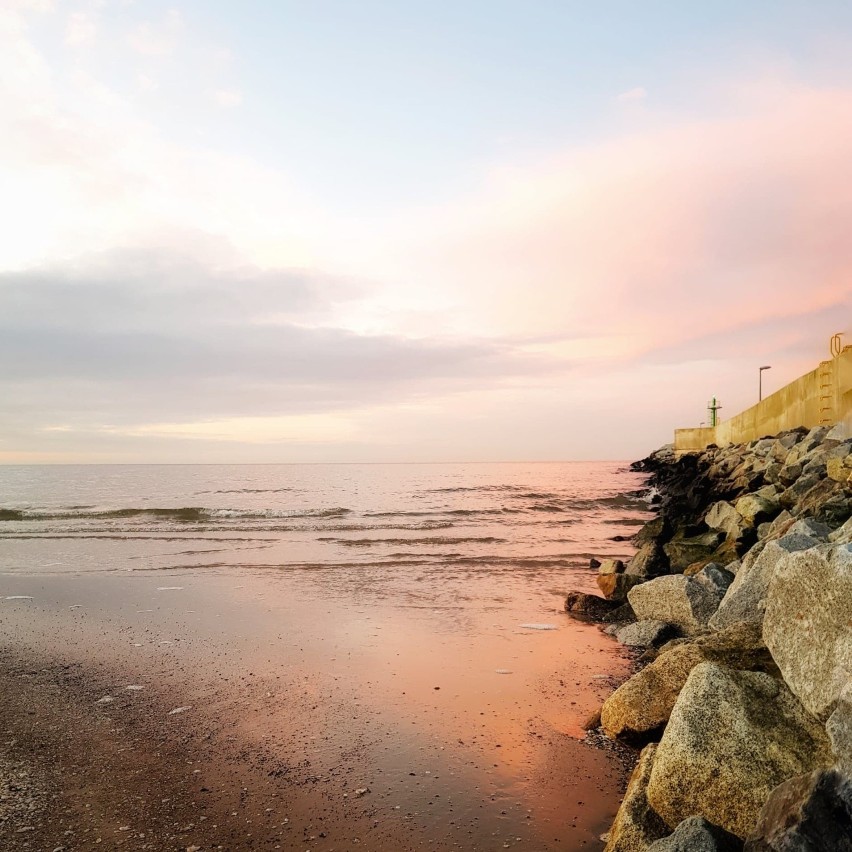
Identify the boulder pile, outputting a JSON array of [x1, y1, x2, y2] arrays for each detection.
[[568, 425, 852, 851]]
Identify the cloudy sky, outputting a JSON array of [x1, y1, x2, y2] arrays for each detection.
[[2, 0, 852, 463]]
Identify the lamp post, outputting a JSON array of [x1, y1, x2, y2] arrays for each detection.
[[759, 365, 772, 402]]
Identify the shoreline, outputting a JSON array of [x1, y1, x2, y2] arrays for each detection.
[[570, 426, 852, 850]]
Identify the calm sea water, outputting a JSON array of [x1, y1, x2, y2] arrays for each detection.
[[0, 462, 648, 579]]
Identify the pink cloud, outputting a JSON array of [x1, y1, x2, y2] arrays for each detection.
[[416, 81, 852, 370]]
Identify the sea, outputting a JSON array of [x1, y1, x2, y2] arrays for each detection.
[[0, 461, 650, 581]]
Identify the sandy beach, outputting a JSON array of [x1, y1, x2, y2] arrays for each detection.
[[1, 565, 634, 851]]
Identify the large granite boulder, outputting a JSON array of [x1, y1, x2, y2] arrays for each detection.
[[648, 817, 742, 852], [708, 533, 819, 631], [603, 744, 669, 852], [602, 643, 707, 743], [762, 543, 852, 720], [744, 768, 852, 852], [646, 663, 833, 839], [628, 565, 733, 634], [602, 624, 778, 743]]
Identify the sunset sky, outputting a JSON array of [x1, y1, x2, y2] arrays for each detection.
[[2, 0, 852, 462]]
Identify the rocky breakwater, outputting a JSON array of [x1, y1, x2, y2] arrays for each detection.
[[564, 425, 852, 851]]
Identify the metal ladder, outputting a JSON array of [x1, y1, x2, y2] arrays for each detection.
[[818, 359, 834, 425]]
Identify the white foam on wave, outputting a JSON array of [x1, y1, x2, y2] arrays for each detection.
[[519, 623, 557, 631], [4, 595, 33, 600]]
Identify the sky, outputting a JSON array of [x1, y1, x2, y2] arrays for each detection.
[[2, 0, 852, 463]]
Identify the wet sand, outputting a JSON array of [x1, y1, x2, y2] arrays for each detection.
[[0, 568, 633, 851]]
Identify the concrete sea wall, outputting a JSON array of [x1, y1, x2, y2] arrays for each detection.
[[675, 345, 852, 454]]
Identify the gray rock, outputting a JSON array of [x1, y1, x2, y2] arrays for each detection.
[[648, 817, 742, 852], [628, 566, 733, 634], [784, 518, 832, 540], [564, 591, 619, 620], [778, 462, 803, 486], [709, 533, 819, 631], [763, 510, 793, 539], [603, 744, 669, 852], [744, 768, 852, 852], [826, 422, 851, 441], [793, 478, 852, 526], [627, 541, 668, 578], [663, 530, 725, 573], [646, 663, 834, 839], [706, 501, 748, 541], [827, 683, 852, 772], [762, 543, 852, 720], [830, 515, 852, 543], [616, 620, 679, 648], [735, 493, 781, 526], [779, 473, 823, 509]]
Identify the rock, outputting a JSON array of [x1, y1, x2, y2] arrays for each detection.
[[793, 478, 851, 526], [601, 602, 637, 624], [762, 543, 852, 720], [603, 744, 669, 852], [616, 620, 679, 648], [582, 707, 602, 731], [628, 565, 733, 634], [784, 517, 832, 540], [778, 461, 803, 486], [590, 557, 602, 569], [647, 816, 743, 852], [564, 591, 619, 620], [735, 493, 781, 526], [634, 515, 669, 546], [671, 621, 778, 674], [601, 643, 707, 743], [825, 422, 851, 441], [744, 768, 852, 852], [683, 558, 718, 576], [602, 624, 778, 744], [779, 472, 822, 510], [646, 663, 833, 839], [831, 514, 852, 543], [663, 530, 725, 573], [627, 541, 668, 578], [763, 510, 793, 539], [598, 572, 644, 601], [827, 456, 851, 483], [709, 533, 820, 631], [599, 558, 626, 575], [827, 683, 852, 772], [706, 501, 749, 542]]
